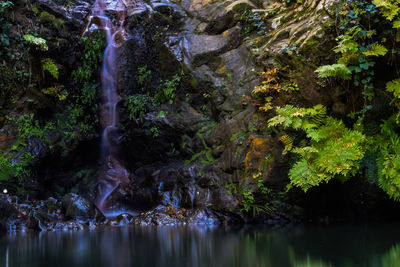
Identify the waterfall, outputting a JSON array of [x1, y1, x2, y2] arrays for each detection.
[[84, 0, 131, 217]]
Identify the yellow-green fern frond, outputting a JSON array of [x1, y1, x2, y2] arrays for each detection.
[[386, 79, 400, 99], [373, 0, 400, 21], [363, 43, 388, 57], [393, 20, 400, 28], [315, 64, 352, 80], [280, 134, 293, 155]]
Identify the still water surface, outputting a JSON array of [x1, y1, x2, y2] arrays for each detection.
[[1, 224, 400, 267]]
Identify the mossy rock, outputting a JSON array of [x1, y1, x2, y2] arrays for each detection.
[[244, 136, 274, 177]]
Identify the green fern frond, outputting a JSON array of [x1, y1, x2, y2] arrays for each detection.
[[306, 128, 321, 141], [286, 117, 365, 192], [386, 79, 400, 99], [289, 159, 329, 192], [310, 111, 327, 127], [393, 20, 400, 28], [280, 134, 293, 155], [375, 117, 400, 200], [363, 43, 388, 57], [268, 104, 326, 131], [315, 64, 352, 80], [292, 146, 319, 156], [372, 0, 400, 21]]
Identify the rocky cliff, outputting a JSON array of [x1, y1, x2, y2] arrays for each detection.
[[1, 0, 400, 230]]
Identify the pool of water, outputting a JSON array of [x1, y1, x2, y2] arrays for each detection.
[[1, 223, 400, 267]]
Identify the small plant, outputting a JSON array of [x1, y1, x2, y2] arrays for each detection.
[[0, 152, 34, 182], [156, 110, 167, 119], [137, 65, 152, 87], [23, 34, 48, 51], [125, 94, 150, 119], [155, 74, 181, 105], [0, 0, 13, 13], [41, 86, 68, 101], [41, 58, 59, 79], [226, 175, 274, 216], [252, 68, 281, 95], [315, 63, 351, 80], [150, 126, 159, 138]]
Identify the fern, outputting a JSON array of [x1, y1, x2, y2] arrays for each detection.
[[363, 43, 388, 57], [289, 159, 328, 191], [375, 118, 400, 200], [393, 20, 400, 28], [252, 68, 281, 96], [280, 134, 293, 155], [268, 104, 327, 131], [372, 0, 400, 21], [315, 64, 352, 80], [259, 97, 273, 112], [269, 106, 366, 191], [386, 79, 400, 99]]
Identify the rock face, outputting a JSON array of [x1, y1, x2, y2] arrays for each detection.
[[103, 0, 321, 225], [37, 0, 95, 27], [6, 0, 394, 231]]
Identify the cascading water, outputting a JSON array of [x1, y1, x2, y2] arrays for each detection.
[[84, 0, 131, 216]]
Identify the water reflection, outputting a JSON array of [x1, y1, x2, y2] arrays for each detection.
[[1, 224, 400, 267]]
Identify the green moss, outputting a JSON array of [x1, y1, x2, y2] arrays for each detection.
[[39, 11, 64, 28]]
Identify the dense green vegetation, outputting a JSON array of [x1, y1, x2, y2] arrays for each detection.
[[0, 0, 104, 191], [255, 0, 400, 201]]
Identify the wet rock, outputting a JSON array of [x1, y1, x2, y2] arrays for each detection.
[[37, 0, 95, 28], [0, 194, 20, 221], [48, 221, 87, 231], [185, 26, 242, 67], [26, 137, 50, 158], [45, 197, 59, 210], [110, 213, 135, 226], [62, 193, 105, 222], [132, 205, 220, 226]]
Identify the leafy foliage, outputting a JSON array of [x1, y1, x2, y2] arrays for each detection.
[[23, 34, 48, 51], [363, 43, 388, 57], [125, 94, 151, 119], [41, 58, 59, 79], [374, 118, 400, 200], [372, 0, 400, 21], [154, 74, 181, 105], [137, 65, 152, 86], [315, 64, 351, 79], [268, 104, 326, 131], [0, 0, 13, 12], [269, 105, 366, 191], [386, 79, 400, 99], [41, 86, 68, 101], [252, 68, 281, 95], [226, 174, 274, 216], [0, 153, 34, 182]]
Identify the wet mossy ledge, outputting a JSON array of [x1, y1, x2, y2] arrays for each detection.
[[2, 0, 400, 231]]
